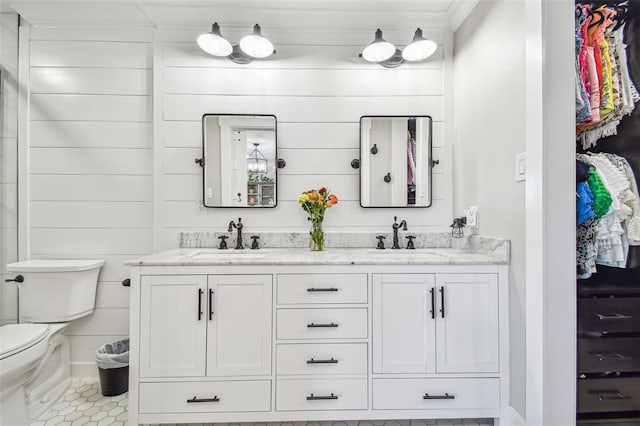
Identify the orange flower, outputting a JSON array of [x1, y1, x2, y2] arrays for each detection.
[[328, 194, 338, 204]]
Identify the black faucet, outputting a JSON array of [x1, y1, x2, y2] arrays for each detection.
[[228, 218, 244, 249], [406, 235, 416, 250], [376, 235, 386, 249], [218, 235, 228, 250], [251, 235, 260, 250], [391, 216, 408, 249]]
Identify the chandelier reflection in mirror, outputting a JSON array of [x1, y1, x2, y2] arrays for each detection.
[[247, 143, 268, 176]]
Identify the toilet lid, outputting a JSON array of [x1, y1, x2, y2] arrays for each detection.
[[0, 324, 49, 360]]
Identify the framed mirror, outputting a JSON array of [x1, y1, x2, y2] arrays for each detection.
[[202, 114, 277, 208], [359, 116, 433, 208]]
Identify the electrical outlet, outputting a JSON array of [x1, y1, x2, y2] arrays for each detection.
[[195, 200, 208, 215], [466, 206, 478, 227]]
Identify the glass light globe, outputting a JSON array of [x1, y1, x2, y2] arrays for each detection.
[[197, 23, 232, 57], [361, 29, 396, 63], [402, 28, 437, 62], [239, 24, 274, 58]]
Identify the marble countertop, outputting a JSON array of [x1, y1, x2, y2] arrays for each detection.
[[127, 247, 508, 266]]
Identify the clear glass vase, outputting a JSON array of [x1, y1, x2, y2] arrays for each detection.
[[309, 219, 324, 251]]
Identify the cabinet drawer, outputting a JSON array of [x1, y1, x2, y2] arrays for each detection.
[[277, 308, 368, 339], [577, 377, 640, 413], [139, 380, 271, 414], [277, 274, 367, 304], [578, 298, 640, 334], [372, 378, 499, 410], [276, 378, 367, 411], [578, 337, 640, 373], [277, 343, 367, 375]]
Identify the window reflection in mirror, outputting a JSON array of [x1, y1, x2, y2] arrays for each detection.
[[360, 116, 432, 208], [203, 114, 277, 207]]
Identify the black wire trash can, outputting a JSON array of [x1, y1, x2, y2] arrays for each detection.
[[95, 338, 129, 396]]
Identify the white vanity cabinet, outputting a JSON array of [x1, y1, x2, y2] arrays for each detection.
[[372, 273, 499, 375], [139, 274, 272, 378], [128, 256, 509, 425]]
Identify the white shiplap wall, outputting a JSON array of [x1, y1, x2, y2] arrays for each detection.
[[25, 26, 452, 372], [1, 13, 19, 325], [155, 29, 452, 250], [26, 27, 153, 375]]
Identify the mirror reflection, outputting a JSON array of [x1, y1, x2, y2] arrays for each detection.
[[360, 116, 432, 208], [203, 114, 277, 207]]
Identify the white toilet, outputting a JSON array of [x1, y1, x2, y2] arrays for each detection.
[[0, 259, 104, 425]]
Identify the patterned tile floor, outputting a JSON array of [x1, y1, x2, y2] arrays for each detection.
[[32, 378, 493, 426]]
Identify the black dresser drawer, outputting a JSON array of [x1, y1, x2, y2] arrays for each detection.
[[578, 377, 640, 413], [578, 298, 640, 334], [579, 338, 640, 373]]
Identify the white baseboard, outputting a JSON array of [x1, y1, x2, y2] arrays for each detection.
[[500, 406, 526, 426], [71, 362, 99, 378]]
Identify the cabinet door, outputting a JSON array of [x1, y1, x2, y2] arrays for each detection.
[[373, 274, 436, 374], [435, 273, 499, 373], [140, 275, 207, 377], [207, 275, 272, 376]]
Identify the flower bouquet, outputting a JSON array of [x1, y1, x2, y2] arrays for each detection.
[[297, 187, 339, 251]]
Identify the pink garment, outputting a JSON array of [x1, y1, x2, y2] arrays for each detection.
[[586, 46, 601, 124]]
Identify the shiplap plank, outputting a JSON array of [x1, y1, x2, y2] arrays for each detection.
[[31, 175, 152, 201], [279, 123, 358, 149], [164, 67, 443, 96], [31, 40, 151, 68], [160, 200, 449, 230], [30, 121, 152, 148], [278, 148, 359, 175], [69, 335, 129, 363], [95, 281, 130, 309], [162, 121, 201, 148], [31, 254, 142, 282], [162, 147, 202, 175], [432, 122, 444, 148], [30, 148, 152, 175], [30, 229, 153, 255], [31, 27, 152, 42], [30, 94, 151, 122], [163, 174, 201, 201], [31, 68, 152, 95], [1, 138, 17, 181], [279, 175, 358, 202], [30, 201, 152, 228], [65, 308, 129, 336], [164, 42, 444, 70], [164, 94, 444, 122], [161, 28, 448, 47], [431, 147, 449, 175]]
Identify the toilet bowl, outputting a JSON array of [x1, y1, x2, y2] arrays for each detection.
[[0, 259, 104, 425]]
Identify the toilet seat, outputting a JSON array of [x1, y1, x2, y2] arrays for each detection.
[[0, 324, 50, 360]]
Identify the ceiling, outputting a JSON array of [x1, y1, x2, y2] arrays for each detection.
[[5, 0, 479, 31]]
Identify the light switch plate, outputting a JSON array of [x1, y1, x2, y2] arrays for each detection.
[[467, 206, 478, 227], [515, 152, 526, 182]]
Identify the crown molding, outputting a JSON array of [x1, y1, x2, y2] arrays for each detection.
[[447, 0, 480, 31]]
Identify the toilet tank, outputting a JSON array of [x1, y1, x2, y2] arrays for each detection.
[[7, 260, 105, 323]]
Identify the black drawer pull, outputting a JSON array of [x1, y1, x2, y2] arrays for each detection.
[[596, 313, 633, 320], [307, 287, 339, 292], [307, 357, 338, 364], [209, 289, 214, 320], [592, 351, 633, 361], [423, 393, 455, 400], [589, 390, 632, 401], [187, 396, 220, 403], [439, 287, 445, 318], [429, 287, 435, 319], [307, 393, 338, 400], [307, 322, 339, 328]]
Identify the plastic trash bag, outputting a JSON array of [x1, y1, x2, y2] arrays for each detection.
[[95, 338, 129, 369]]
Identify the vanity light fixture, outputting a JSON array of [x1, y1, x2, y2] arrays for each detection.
[[402, 28, 437, 62], [360, 27, 437, 68], [247, 143, 268, 175], [360, 29, 396, 63], [197, 23, 233, 57], [197, 23, 275, 64]]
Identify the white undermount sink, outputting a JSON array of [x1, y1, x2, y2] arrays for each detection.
[[366, 248, 448, 255], [182, 250, 268, 260]]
